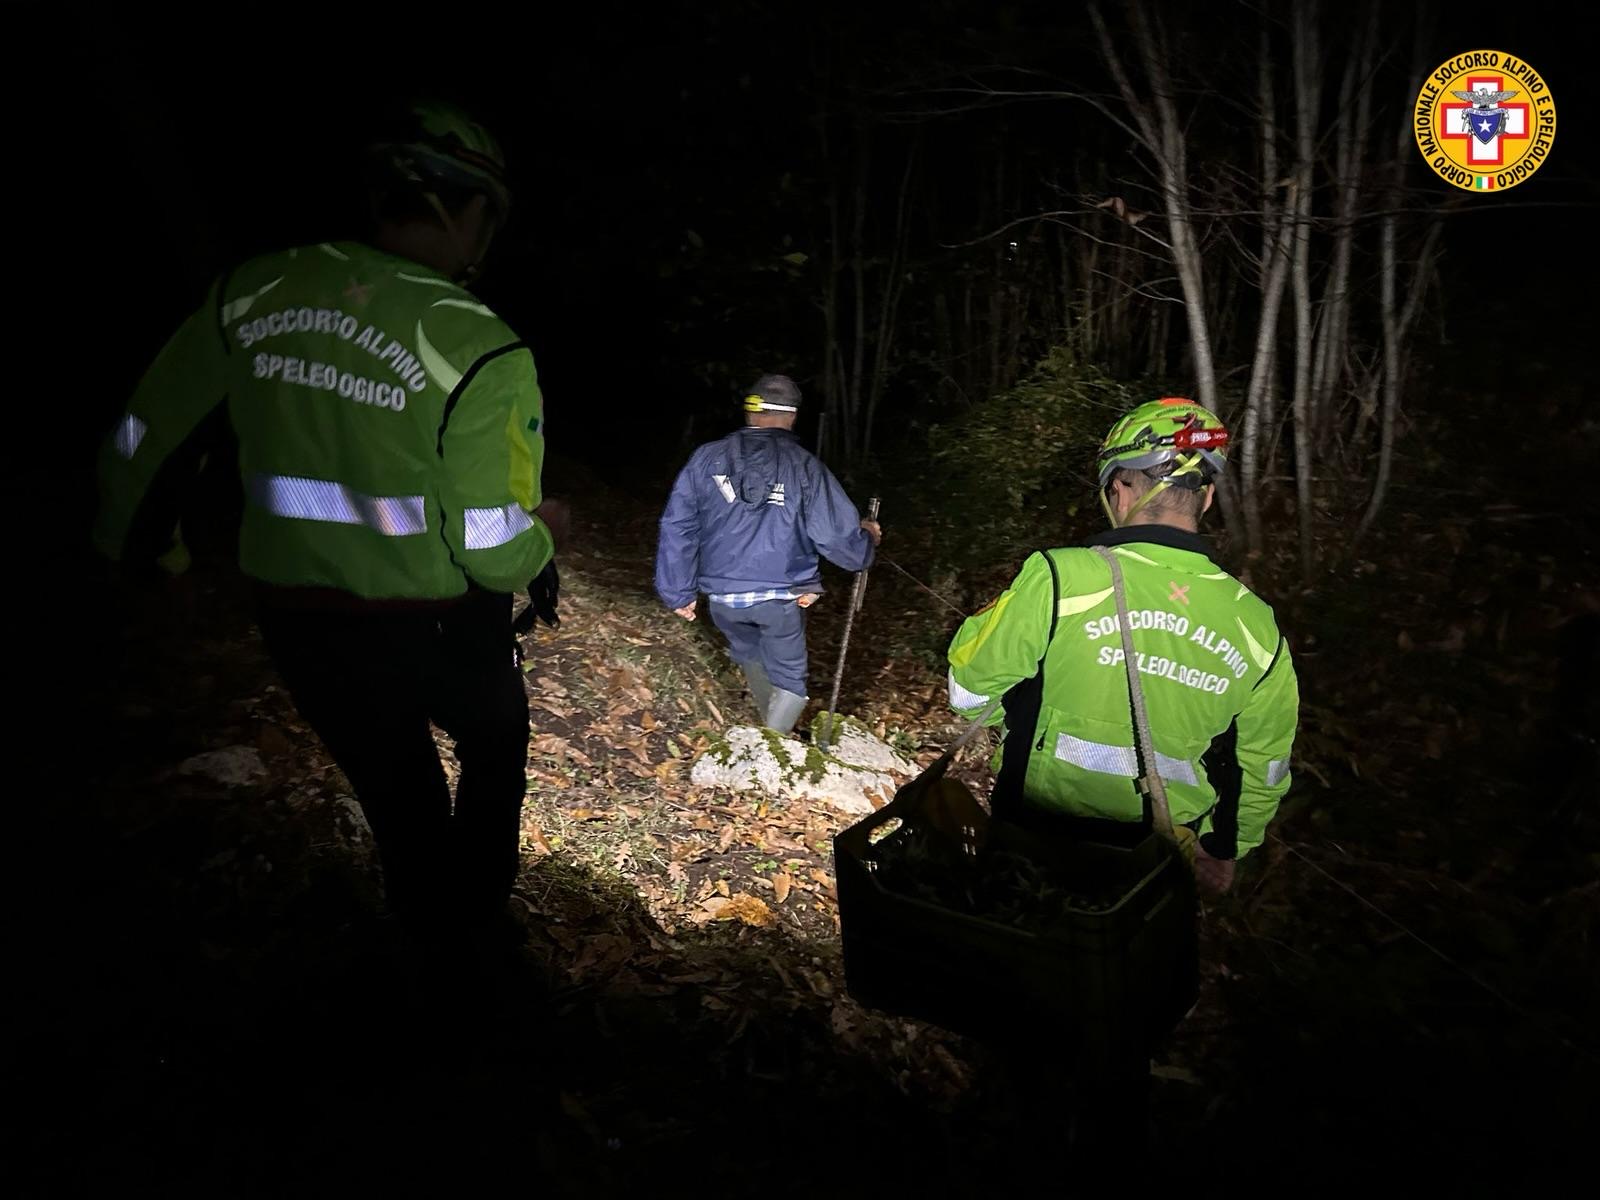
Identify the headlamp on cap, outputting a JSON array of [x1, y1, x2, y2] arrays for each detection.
[[741, 373, 803, 414]]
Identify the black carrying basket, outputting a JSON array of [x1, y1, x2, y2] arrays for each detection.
[[835, 757, 1198, 1078]]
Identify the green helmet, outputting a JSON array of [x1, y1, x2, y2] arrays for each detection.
[[370, 100, 511, 218], [1096, 397, 1230, 490]]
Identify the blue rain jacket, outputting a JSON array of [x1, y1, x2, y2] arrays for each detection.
[[655, 427, 875, 608]]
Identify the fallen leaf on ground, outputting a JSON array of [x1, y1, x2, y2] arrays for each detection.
[[529, 698, 576, 719], [772, 872, 792, 904], [715, 892, 775, 927], [533, 733, 592, 766]]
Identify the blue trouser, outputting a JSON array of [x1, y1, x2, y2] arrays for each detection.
[[709, 599, 809, 695]]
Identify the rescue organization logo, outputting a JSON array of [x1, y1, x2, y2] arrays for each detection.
[[1413, 49, 1556, 192]]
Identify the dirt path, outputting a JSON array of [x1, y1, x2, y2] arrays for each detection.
[[24, 441, 1599, 1190]]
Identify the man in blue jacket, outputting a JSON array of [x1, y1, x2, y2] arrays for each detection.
[[655, 374, 881, 733]]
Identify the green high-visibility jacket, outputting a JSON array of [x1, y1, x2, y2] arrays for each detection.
[[95, 241, 554, 600], [947, 526, 1299, 858]]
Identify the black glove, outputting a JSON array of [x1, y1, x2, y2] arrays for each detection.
[[513, 561, 560, 633]]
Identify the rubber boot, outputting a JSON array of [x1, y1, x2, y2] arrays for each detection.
[[764, 687, 808, 735], [739, 660, 773, 725]]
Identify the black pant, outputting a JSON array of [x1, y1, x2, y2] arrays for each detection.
[[256, 589, 530, 925]]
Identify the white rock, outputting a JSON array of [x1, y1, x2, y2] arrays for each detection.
[[690, 725, 915, 816], [818, 719, 917, 775], [177, 746, 267, 788]]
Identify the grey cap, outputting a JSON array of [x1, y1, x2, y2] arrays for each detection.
[[743, 373, 802, 413]]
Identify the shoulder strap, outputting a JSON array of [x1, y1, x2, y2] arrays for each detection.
[[1093, 546, 1176, 841], [1039, 548, 1061, 647]]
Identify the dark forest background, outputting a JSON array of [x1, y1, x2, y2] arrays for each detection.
[[19, 0, 1597, 570]]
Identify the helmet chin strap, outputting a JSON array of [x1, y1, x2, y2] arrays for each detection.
[[1100, 486, 1119, 528], [1103, 477, 1172, 529], [1102, 451, 1208, 529]]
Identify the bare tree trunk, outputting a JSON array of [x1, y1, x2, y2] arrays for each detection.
[[1358, 8, 1443, 541], [1361, 171, 1402, 543], [1090, 0, 1219, 412], [1261, 342, 1282, 485], [1308, 11, 1356, 429], [1310, 1, 1378, 438], [1239, 19, 1283, 555], [1243, 200, 1296, 555], [1397, 220, 1445, 346], [1359, 211, 1443, 538], [1288, 0, 1321, 580]]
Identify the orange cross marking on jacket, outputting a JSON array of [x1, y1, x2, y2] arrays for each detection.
[[1168, 581, 1191, 606]]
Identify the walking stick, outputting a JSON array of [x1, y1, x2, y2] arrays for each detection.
[[820, 497, 879, 750]]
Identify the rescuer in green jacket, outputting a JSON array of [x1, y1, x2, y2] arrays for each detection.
[[947, 398, 1299, 894], [95, 101, 564, 931]]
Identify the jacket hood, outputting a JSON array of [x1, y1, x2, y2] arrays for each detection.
[[729, 428, 793, 509]]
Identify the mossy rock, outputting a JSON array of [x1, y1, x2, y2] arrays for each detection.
[[810, 710, 871, 747], [703, 734, 736, 767], [752, 725, 833, 784], [689, 721, 911, 815]]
